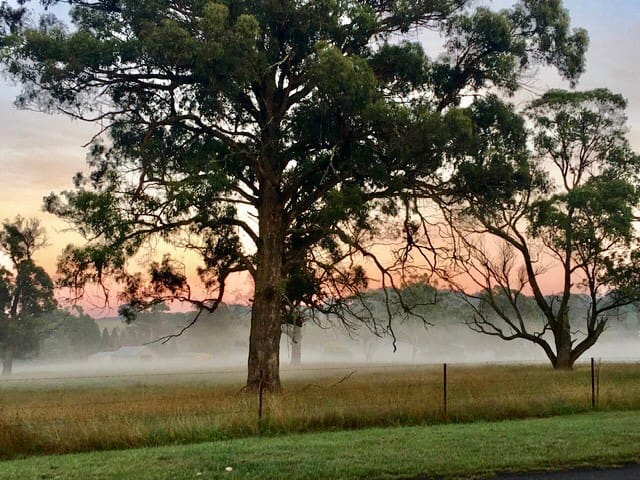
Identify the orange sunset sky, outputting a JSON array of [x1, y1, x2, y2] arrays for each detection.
[[1, 0, 640, 314]]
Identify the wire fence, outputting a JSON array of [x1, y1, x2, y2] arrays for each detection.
[[1, 358, 638, 455]]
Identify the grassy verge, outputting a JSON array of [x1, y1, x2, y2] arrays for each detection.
[[2, 410, 640, 479], [2, 362, 640, 458]]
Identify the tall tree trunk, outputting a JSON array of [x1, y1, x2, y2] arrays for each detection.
[[247, 182, 284, 392], [554, 313, 573, 370], [290, 323, 302, 366], [2, 342, 16, 376]]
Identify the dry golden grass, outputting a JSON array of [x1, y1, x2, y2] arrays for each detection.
[[1, 362, 640, 459]]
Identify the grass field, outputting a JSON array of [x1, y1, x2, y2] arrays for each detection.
[[2, 361, 640, 459], [2, 410, 640, 479]]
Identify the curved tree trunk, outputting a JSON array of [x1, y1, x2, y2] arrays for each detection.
[[246, 182, 284, 392]]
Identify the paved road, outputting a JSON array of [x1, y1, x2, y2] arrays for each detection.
[[492, 464, 640, 479]]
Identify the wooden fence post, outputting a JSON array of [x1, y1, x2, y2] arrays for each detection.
[[443, 363, 448, 420], [591, 358, 596, 410]]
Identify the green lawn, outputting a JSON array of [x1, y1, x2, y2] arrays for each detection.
[[2, 410, 640, 480]]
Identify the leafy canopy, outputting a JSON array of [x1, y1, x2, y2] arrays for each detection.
[[0, 0, 587, 332]]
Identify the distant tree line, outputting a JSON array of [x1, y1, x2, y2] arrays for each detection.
[[3, 269, 640, 371]]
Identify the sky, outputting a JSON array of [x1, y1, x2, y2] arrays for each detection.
[[0, 0, 639, 309]]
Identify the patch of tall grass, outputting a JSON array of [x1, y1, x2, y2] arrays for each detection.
[[1, 362, 639, 459]]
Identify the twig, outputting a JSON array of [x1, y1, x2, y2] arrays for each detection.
[[144, 308, 204, 345], [328, 370, 357, 388]]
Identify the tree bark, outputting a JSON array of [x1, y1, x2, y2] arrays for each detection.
[[2, 342, 16, 376], [555, 344, 573, 370], [246, 181, 284, 392], [553, 313, 573, 370], [290, 323, 302, 366]]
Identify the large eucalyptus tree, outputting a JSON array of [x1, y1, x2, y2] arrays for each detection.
[[1, 0, 586, 389]]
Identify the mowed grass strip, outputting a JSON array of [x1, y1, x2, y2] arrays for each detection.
[[2, 362, 640, 458], [2, 410, 640, 480]]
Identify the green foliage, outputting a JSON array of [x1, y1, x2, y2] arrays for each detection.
[[0, 217, 56, 367], [453, 95, 538, 208], [0, 1, 26, 46], [431, 0, 587, 108], [526, 89, 640, 295], [438, 89, 640, 367]]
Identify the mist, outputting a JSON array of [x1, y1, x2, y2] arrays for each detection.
[[4, 298, 640, 383]]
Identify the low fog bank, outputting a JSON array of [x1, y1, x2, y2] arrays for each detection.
[[5, 304, 640, 380], [287, 324, 640, 366]]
